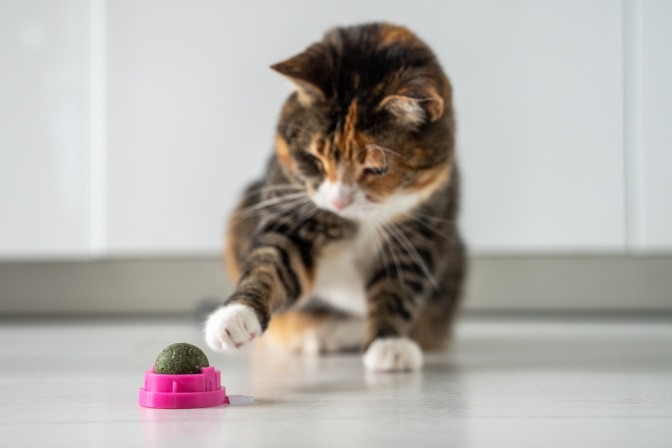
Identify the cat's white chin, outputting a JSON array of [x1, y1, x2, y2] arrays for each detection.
[[312, 187, 425, 224], [363, 337, 424, 372]]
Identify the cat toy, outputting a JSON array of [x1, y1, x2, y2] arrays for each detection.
[[139, 342, 229, 409]]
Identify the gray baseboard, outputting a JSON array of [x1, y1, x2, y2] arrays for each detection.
[[1, 256, 671, 316]]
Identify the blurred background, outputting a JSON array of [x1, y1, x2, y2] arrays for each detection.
[[1, 0, 670, 316]]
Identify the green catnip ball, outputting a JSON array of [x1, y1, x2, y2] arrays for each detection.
[[154, 343, 209, 374]]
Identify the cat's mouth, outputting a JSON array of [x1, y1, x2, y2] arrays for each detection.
[[329, 203, 376, 221], [310, 182, 376, 220], [310, 196, 371, 220]]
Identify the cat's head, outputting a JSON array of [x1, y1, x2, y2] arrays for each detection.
[[272, 23, 454, 223]]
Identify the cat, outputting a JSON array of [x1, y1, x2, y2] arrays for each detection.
[[205, 22, 465, 372]]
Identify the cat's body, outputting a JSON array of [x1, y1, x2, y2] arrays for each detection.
[[205, 23, 465, 372]]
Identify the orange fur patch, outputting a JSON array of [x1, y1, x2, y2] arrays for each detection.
[[342, 101, 359, 160], [362, 145, 386, 169], [369, 171, 406, 198], [407, 162, 452, 193], [422, 84, 445, 122], [275, 133, 294, 171], [378, 24, 416, 47], [263, 309, 328, 350], [308, 137, 337, 182]]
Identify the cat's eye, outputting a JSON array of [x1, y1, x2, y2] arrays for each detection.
[[297, 152, 324, 175], [363, 166, 388, 177], [307, 154, 324, 171]]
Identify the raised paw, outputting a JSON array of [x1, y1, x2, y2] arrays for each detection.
[[204, 304, 262, 351], [363, 337, 424, 372]]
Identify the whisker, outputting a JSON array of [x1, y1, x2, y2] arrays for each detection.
[[238, 184, 304, 203], [377, 223, 406, 290], [362, 221, 390, 277], [385, 222, 440, 292], [365, 144, 412, 163], [273, 195, 312, 211], [287, 202, 318, 234], [366, 145, 388, 172], [400, 214, 449, 241], [236, 193, 308, 217], [365, 221, 392, 283], [255, 198, 314, 235], [412, 212, 454, 225], [238, 194, 307, 216], [268, 203, 307, 233], [270, 196, 314, 217], [277, 121, 319, 139]]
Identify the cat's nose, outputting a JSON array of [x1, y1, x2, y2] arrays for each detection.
[[326, 181, 353, 210], [330, 197, 353, 210]]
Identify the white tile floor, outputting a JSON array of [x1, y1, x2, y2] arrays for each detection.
[[0, 316, 671, 447]]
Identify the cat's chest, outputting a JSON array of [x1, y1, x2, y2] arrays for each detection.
[[310, 232, 376, 316]]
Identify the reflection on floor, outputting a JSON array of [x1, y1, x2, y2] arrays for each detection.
[[0, 315, 671, 447]]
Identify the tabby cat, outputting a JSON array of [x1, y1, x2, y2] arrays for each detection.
[[205, 23, 465, 372]]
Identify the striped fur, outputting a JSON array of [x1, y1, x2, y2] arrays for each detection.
[[211, 23, 465, 363]]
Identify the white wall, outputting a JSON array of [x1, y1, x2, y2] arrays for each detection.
[[449, 1, 624, 252], [0, 0, 670, 259], [627, 0, 672, 252], [0, 0, 91, 258]]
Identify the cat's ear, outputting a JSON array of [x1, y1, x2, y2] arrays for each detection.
[[380, 80, 444, 126], [271, 44, 330, 104]]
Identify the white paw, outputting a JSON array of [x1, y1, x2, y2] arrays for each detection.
[[204, 304, 262, 351], [363, 337, 424, 372]]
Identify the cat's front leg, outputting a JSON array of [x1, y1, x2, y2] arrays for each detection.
[[363, 249, 431, 372], [205, 224, 313, 351], [363, 289, 425, 372]]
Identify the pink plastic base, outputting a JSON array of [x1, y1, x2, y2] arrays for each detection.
[[139, 366, 229, 409]]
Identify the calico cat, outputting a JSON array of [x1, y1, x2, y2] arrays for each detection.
[[205, 23, 465, 372]]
